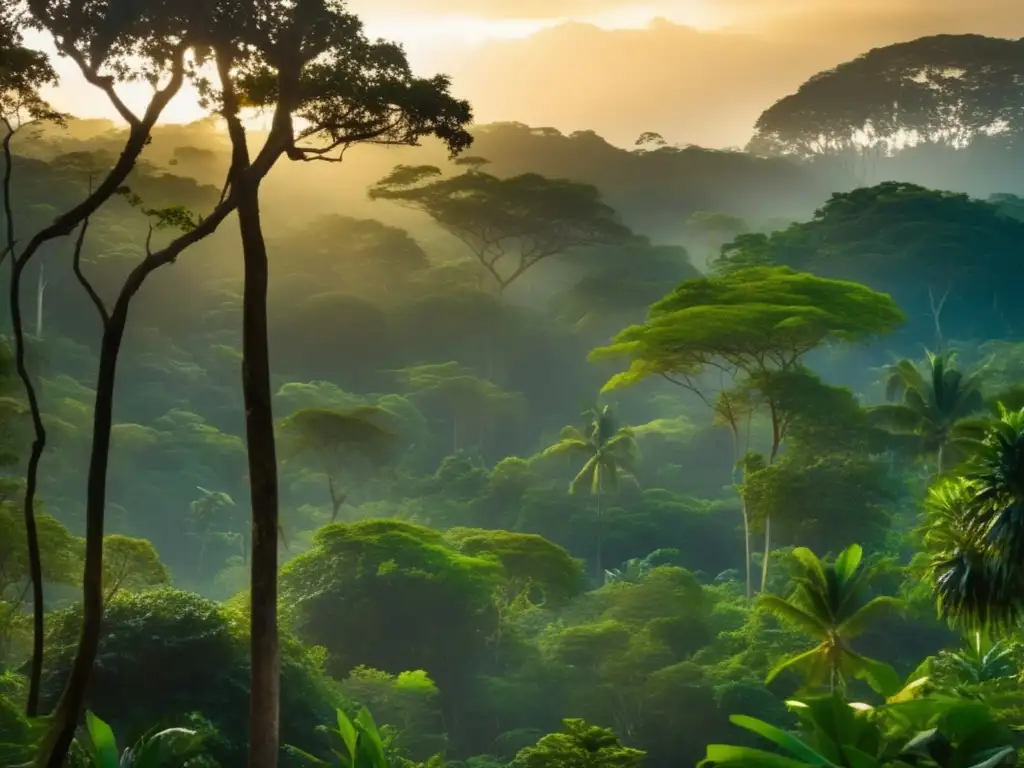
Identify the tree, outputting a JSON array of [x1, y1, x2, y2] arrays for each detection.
[[187, 487, 241, 577], [869, 352, 985, 474], [541, 406, 638, 583], [760, 544, 902, 694], [368, 165, 636, 294], [278, 406, 399, 522], [920, 407, 1024, 633], [713, 183, 1024, 347], [684, 211, 748, 266], [512, 718, 645, 768], [207, 18, 471, 763], [394, 362, 524, 454], [16, 2, 472, 763], [100, 535, 170, 602], [591, 267, 905, 595], [749, 35, 1024, 159], [0, 7, 65, 717]]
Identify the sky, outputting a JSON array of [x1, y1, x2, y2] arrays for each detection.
[[32, 0, 1024, 149]]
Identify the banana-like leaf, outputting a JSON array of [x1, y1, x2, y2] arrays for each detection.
[[729, 715, 832, 765], [701, 744, 821, 768], [760, 595, 828, 638], [838, 596, 903, 638], [85, 712, 119, 768]]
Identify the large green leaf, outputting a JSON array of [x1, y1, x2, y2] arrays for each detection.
[[838, 596, 903, 638], [766, 646, 827, 685], [84, 711, 119, 768], [760, 594, 828, 638], [701, 744, 822, 768], [833, 544, 863, 585], [729, 715, 832, 765], [131, 727, 199, 768], [842, 650, 902, 698]]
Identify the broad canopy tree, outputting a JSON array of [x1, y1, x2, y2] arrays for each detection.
[[714, 183, 1024, 348], [368, 164, 637, 294], [591, 266, 904, 596], [749, 34, 1024, 160]]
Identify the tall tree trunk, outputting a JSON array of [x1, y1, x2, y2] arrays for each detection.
[[741, 501, 752, 599], [37, 304, 129, 767], [4, 126, 46, 718], [237, 174, 281, 768], [595, 482, 603, 585], [760, 515, 771, 593], [35, 263, 45, 339], [937, 442, 946, 475]]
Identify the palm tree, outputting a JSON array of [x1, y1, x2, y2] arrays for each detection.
[[761, 544, 902, 694], [869, 351, 984, 474], [922, 406, 1024, 633], [542, 405, 638, 582]]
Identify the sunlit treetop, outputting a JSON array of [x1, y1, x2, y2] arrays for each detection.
[[23, 0, 473, 159], [591, 266, 905, 392], [0, 7, 63, 127], [750, 34, 1024, 157]]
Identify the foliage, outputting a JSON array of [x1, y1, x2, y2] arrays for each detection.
[[869, 352, 985, 473], [42, 589, 341, 766], [702, 689, 1018, 768], [68, 710, 205, 768], [511, 718, 645, 768], [760, 544, 903, 695], [286, 707, 392, 768], [369, 165, 637, 293], [750, 35, 1024, 158]]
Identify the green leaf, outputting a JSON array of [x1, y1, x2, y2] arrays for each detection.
[[833, 544, 863, 584], [84, 711, 119, 768], [729, 715, 833, 764], [838, 596, 903, 637], [335, 709, 359, 761], [760, 594, 828, 638], [283, 745, 333, 766], [131, 728, 198, 768], [766, 645, 827, 684], [702, 744, 822, 768], [842, 651, 903, 698]]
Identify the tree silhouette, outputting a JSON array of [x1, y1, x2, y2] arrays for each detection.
[[369, 165, 636, 294], [278, 406, 399, 522]]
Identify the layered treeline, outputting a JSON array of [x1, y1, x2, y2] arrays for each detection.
[[4, 12, 1024, 768]]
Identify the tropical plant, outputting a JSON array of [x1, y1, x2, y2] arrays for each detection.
[[285, 707, 391, 768], [761, 544, 903, 694], [68, 710, 204, 768], [869, 352, 985, 474], [511, 718, 645, 768], [700, 690, 1018, 768], [922, 406, 1024, 632], [932, 633, 1021, 686], [603, 548, 680, 584], [541, 405, 639, 582]]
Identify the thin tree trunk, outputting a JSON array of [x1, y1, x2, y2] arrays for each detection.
[[595, 482, 603, 584], [760, 515, 771, 593], [937, 442, 946, 475], [35, 263, 45, 339], [38, 303, 129, 767], [4, 123, 45, 717], [237, 174, 281, 768], [741, 501, 752, 599]]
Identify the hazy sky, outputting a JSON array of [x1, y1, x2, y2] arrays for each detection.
[[35, 0, 1024, 148]]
